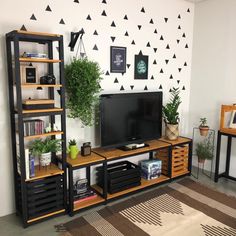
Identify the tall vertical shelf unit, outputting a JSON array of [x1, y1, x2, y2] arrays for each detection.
[[6, 30, 67, 227]]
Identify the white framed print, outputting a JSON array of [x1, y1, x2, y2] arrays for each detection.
[[229, 110, 236, 128]]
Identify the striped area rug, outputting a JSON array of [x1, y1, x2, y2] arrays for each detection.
[[61, 178, 236, 236]]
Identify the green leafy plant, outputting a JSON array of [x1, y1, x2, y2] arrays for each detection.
[[69, 139, 77, 146], [65, 58, 103, 126], [162, 87, 181, 124], [199, 117, 208, 127], [29, 138, 61, 155], [195, 134, 214, 161]]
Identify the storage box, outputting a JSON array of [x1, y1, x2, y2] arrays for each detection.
[[96, 161, 141, 194], [139, 159, 162, 180], [22, 99, 55, 110]]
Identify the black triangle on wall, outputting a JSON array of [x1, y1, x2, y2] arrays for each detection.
[[150, 19, 154, 24], [185, 44, 189, 48], [150, 75, 154, 80], [130, 85, 134, 90], [164, 17, 168, 23], [178, 25, 181, 30], [46, 5, 52, 11], [111, 36, 116, 42], [165, 59, 169, 64], [114, 78, 119, 83], [141, 7, 145, 13], [125, 31, 129, 36], [102, 0, 107, 3], [87, 15, 92, 20], [153, 48, 157, 53], [178, 14, 181, 19], [169, 88, 172, 92], [177, 39, 180, 44], [20, 25, 27, 31], [160, 69, 164, 73], [160, 35, 164, 40], [169, 74, 173, 79], [166, 44, 170, 49], [120, 86, 124, 91], [184, 62, 187, 66], [173, 54, 176, 59], [30, 14, 37, 20], [177, 80, 180, 84], [74, 0, 79, 2], [187, 8, 190, 13], [59, 18, 65, 24], [182, 86, 186, 90], [131, 40, 135, 45], [93, 44, 98, 50], [153, 60, 157, 65], [146, 42, 151, 47], [101, 10, 107, 16], [94, 30, 98, 35], [154, 29, 158, 34], [182, 33, 186, 38], [124, 15, 128, 20], [138, 50, 143, 55], [138, 25, 142, 30], [159, 85, 163, 89], [144, 86, 148, 90], [105, 71, 110, 75], [178, 68, 182, 72], [127, 64, 131, 69], [111, 21, 116, 27]]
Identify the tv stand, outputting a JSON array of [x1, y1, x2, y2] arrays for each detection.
[[118, 143, 149, 151]]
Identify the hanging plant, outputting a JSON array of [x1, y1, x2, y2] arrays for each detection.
[[65, 58, 103, 126]]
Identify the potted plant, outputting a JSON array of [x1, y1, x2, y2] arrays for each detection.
[[29, 138, 61, 166], [67, 139, 79, 159], [195, 134, 214, 164], [162, 87, 181, 140], [65, 58, 103, 126], [199, 117, 209, 136]]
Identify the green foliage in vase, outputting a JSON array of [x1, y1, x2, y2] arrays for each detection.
[[65, 58, 103, 126], [68, 139, 77, 146], [29, 138, 61, 155], [199, 117, 208, 127], [162, 87, 181, 124], [195, 134, 214, 160]]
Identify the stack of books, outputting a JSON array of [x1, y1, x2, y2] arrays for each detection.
[[24, 119, 44, 136], [73, 179, 97, 204]]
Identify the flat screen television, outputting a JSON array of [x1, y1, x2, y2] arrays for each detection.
[[100, 92, 163, 148]]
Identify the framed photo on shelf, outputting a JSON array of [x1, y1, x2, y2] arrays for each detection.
[[229, 111, 236, 128], [110, 46, 126, 73], [20, 65, 38, 84]]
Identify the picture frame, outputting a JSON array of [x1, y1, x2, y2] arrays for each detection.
[[229, 111, 236, 128], [20, 65, 38, 84], [134, 54, 149, 80], [110, 46, 126, 73]]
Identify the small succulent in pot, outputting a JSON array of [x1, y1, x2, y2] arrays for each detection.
[[199, 117, 209, 137]]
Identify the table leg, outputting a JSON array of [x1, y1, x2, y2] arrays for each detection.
[[214, 131, 221, 182]]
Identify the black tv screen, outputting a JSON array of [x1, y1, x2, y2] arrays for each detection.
[[100, 92, 162, 148]]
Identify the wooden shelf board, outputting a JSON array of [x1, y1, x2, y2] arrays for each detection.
[[172, 170, 189, 178], [24, 131, 63, 140], [67, 152, 105, 167], [25, 163, 64, 182], [22, 108, 63, 114], [21, 84, 62, 88], [159, 137, 192, 146], [27, 209, 65, 223], [17, 30, 61, 37], [93, 140, 171, 160], [220, 128, 236, 135], [19, 58, 61, 63], [73, 195, 105, 211], [92, 175, 170, 200]]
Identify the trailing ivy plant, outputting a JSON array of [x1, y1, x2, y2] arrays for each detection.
[[65, 58, 102, 126], [162, 87, 181, 124]]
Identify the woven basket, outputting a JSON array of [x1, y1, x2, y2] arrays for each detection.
[[165, 123, 179, 140]]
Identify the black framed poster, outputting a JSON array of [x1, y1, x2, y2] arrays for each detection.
[[110, 46, 126, 73], [134, 54, 149, 79]]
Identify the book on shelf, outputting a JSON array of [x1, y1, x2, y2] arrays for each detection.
[[16, 146, 30, 180], [73, 188, 97, 203], [23, 119, 44, 136]]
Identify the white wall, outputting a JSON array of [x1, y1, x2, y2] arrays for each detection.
[[190, 0, 236, 175], [0, 0, 194, 216]]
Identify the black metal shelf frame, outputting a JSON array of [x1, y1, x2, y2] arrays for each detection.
[[6, 30, 67, 227]]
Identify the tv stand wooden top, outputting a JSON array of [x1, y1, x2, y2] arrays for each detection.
[[93, 139, 171, 160]]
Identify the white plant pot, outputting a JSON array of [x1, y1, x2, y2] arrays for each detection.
[[40, 152, 51, 166]]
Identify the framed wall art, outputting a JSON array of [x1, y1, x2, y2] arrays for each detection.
[[110, 46, 126, 73], [229, 110, 236, 128], [134, 54, 149, 79], [20, 65, 38, 84]]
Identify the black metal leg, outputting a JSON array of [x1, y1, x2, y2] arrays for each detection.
[[225, 136, 232, 177], [69, 166, 74, 216], [168, 146, 172, 179], [149, 152, 153, 160], [188, 141, 193, 175], [86, 166, 91, 186], [103, 161, 108, 200], [214, 131, 221, 182]]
